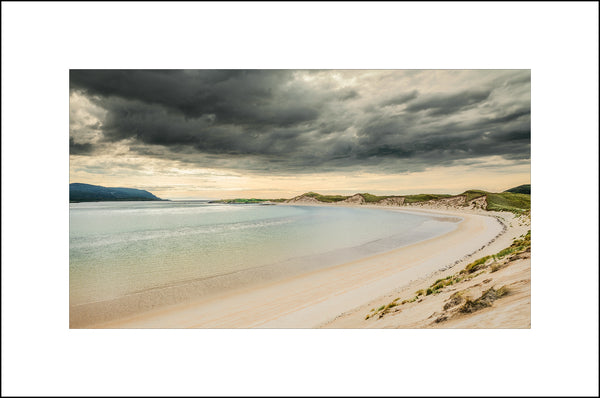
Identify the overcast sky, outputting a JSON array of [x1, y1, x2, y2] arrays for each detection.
[[69, 69, 530, 199]]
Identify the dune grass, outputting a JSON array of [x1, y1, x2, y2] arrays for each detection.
[[359, 193, 397, 202], [366, 230, 531, 321], [461, 190, 530, 212], [459, 285, 510, 313], [461, 190, 488, 202], [403, 194, 453, 203], [303, 192, 348, 202]]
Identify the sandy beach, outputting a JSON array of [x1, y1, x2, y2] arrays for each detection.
[[87, 203, 529, 329], [324, 205, 531, 328]]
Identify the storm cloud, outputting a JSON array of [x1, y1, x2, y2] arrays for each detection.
[[69, 69, 530, 174]]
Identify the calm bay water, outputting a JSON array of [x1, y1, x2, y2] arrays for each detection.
[[69, 201, 458, 306]]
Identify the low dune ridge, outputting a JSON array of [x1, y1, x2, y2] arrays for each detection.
[[283, 188, 529, 214], [340, 193, 366, 205]]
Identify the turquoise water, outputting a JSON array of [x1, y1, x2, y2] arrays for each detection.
[[69, 201, 458, 306]]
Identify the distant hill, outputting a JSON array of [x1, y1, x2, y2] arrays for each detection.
[[504, 184, 531, 195], [283, 189, 530, 213], [70, 183, 163, 202]]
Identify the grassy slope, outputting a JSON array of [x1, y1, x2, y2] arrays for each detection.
[[300, 191, 531, 212], [461, 189, 530, 212], [360, 193, 394, 202], [485, 192, 531, 212], [403, 194, 453, 203], [504, 184, 531, 195], [304, 192, 348, 202], [462, 190, 488, 202]]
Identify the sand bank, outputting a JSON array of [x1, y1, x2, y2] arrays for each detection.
[[92, 206, 510, 328]]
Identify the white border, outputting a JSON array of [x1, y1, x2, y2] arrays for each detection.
[[2, 2, 598, 396]]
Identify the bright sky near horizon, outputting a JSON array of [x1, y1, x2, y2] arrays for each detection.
[[69, 70, 530, 199]]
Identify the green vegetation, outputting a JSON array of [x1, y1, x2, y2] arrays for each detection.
[[302, 192, 398, 203], [425, 274, 461, 295], [401, 296, 419, 304], [485, 192, 531, 213], [303, 192, 348, 202], [215, 198, 268, 204], [492, 230, 531, 272], [403, 194, 452, 203], [462, 231, 531, 276], [504, 184, 531, 195], [366, 301, 403, 320], [462, 255, 493, 274], [443, 291, 467, 310], [459, 285, 510, 313], [460, 189, 530, 213], [70, 183, 163, 202], [366, 231, 531, 321], [360, 193, 393, 202], [212, 198, 288, 204], [219, 188, 532, 214], [461, 189, 488, 202]]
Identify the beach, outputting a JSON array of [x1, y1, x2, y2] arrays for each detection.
[[324, 205, 531, 328], [84, 203, 529, 329]]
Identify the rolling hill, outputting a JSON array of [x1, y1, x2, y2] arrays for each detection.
[[70, 183, 163, 202], [504, 184, 531, 195]]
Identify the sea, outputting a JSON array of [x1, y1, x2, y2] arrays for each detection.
[[69, 201, 460, 308]]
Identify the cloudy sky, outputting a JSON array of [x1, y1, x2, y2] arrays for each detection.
[[69, 69, 530, 199]]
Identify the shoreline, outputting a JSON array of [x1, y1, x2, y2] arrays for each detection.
[[87, 204, 516, 328], [70, 205, 458, 328], [322, 204, 530, 328]]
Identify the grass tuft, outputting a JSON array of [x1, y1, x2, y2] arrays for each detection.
[[459, 285, 510, 313]]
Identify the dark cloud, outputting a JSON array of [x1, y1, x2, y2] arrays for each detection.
[[381, 90, 419, 107], [69, 137, 94, 155], [405, 89, 492, 116], [70, 70, 530, 174], [70, 70, 320, 128]]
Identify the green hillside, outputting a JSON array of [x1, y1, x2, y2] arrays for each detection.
[[304, 192, 348, 202], [462, 190, 488, 202], [403, 194, 453, 203], [504, 184, 531, 195], [485, 192, 531, 212], [360, 193, 394, 202], [70, 183, 163, 202]]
